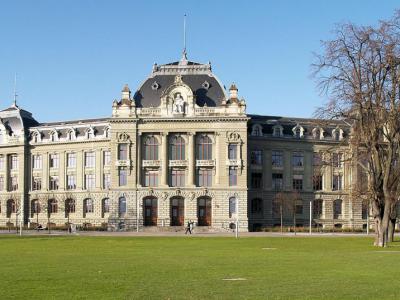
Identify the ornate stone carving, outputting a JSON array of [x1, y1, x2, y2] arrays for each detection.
[[227, 131, 241, 143], [118, 132, 130, 142]]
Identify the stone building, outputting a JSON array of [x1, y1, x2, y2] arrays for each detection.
[[0, 54, 367, 231]]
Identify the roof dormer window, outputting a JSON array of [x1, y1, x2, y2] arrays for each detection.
[[292, 124, 304, 139], [86, 127, 95, 139], [50, 130, 59, 142], [251, 124, 262, 137], [272, 125, 283, 137]]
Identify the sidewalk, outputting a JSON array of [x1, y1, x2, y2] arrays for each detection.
[[0, 229, 376, 238]]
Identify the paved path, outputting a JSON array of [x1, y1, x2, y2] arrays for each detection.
[[0, 229, 379, 238]]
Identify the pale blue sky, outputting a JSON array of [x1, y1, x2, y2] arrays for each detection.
[[0, 1, 399, 122]]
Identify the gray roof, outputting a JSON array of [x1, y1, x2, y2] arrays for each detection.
[[0, 105, 39, 134], [134, 60, 227, 108]]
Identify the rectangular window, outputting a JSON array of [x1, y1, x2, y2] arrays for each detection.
[[32, 155, 42, 169], [49, 176, 59, 190], [85, 174, 95, 189], [229, 167, 237, 186], [332, 174, 343, 191], [9, 176, 18, 191], [85, 152, 95, 168], [67, 153, 76, 168], [144, 170, 158, 187], [0, 176, 4, 191], [272, 150, 283, 167], [295, 203, 303, 215], [0, 155, 4, 170], [229, 197, 236, 218], [103, 150, 111, 166], [251, 173, 262, 189], [228, 144, 238, 160], [293, 176, 303, 190], [313, 174, 323, 191], [103, 173, 111, 189], [292, 152, 304, 167], [332, 153, 343, 168], [32, 177, 42, 191], [197, 168, 212, 187], [118, 144, 128, 160], [170, 169, 185, 187], [250, 150, 262, 165], [313, 152, 322, 167], [67, 175, 76, 190], [49, 154, 59, 168], [10, 155, 18, 170], [119, 168, 127, 186], [272, 173, 283, 191]]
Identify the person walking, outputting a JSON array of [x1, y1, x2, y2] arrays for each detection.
[[185, 220, 193, 234]]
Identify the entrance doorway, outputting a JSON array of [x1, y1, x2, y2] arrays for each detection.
[[144, 197, 157, 226], [170, 197, 184, 226], [197, 197, 211, 226]]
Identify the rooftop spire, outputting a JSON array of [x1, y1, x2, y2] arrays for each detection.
[[180, 14, 188, 65], [12, 73, 18, 107]]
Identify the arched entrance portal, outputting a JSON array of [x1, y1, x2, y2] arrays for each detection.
[[197, 197, 212, 226], [170, 197, 184, 226], [144, 197, 157, 226]]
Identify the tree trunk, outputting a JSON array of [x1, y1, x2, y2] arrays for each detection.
[[388, 218, 396, 243], [377, 205, 391, 247], [374, 217, 379, 246]]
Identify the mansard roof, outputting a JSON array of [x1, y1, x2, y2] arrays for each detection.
[[0, 104, 39, 133], [249, 114, 350, 139], [133, 58, 227, 108]]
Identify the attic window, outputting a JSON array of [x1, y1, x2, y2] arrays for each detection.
[[272, 126, 283, 137], [251, 124, 262, 137], [151, 81, 159, 90], [202, 81, 210, 90]]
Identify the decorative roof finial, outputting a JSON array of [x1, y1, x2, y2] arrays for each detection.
[[180, 14, 188, 65]]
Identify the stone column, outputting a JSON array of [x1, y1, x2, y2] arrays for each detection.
[[161, 132, 168, 186], [76, 150, 83, 190], [188, 132, 195, 187]]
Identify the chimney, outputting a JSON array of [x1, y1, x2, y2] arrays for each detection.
[[229, 83, 238, 100], [121, 84, 131, 101]]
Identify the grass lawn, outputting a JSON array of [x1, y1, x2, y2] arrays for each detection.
[[1, 235, 400, 299]]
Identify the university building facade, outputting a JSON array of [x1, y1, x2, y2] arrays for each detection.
[[0, 55, 367, 231]]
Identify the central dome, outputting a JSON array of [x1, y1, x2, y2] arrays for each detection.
[[133, 58, 227, 108]]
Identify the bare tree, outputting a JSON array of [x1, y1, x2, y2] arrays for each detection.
[[273, 191, 301, 234], [313, 11, 400, 247]]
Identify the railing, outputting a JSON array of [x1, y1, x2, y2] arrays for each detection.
[[196, 159, 215, 167], [142, 160, 161, 167], [169, 160, 188, 167]]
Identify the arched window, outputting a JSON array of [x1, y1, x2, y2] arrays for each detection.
[[102, 198, 110, 216], [50, 131, 58, 142], [144, 136, 159, 160], [86, 128, 95, 139], [333, 199, 342, 219], [84, 198, 94, 214], [251, 198, 262, 214], [119, 196, 126, 217], [229, 197, 237, 218], [104, 127, 110, 138], [48, 199, 58, 214], [65, 199, 75, 217], [6, 199, 16, 217], [196, 135, 212, 160], [333, 129, 341, 141], [313, 128, 321, 140], [32, 132, 39, 143], [169, 136, 185, 160], [67, 129, 75, 141], [313, 199, 323, 219], [251, 124, 262, 136], [31, 200, 41, 216]]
